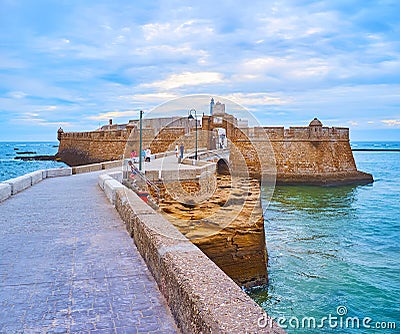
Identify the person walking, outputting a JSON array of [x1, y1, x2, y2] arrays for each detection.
[[179, 143, 184, 159]]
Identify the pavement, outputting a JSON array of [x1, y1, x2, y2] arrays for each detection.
[[0, 171, 180, 334]]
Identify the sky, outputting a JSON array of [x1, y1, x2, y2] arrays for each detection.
[[0, 0, 399, 141]]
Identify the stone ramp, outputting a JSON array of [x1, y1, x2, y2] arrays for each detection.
[[0, 172, 179, 333]]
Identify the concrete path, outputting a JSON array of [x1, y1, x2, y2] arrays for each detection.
[[0, 172, 179, 334], [141, 154, 199, 172]]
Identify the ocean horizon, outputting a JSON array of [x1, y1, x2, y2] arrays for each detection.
[[0, 142, 67, 183]]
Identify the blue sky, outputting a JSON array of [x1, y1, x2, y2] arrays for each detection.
[[0, 0, 399, 141]]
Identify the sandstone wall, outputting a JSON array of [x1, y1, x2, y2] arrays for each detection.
[[58, 131, 130, 166], [232, 125, 372, 185], [57, 121, 372, 184]]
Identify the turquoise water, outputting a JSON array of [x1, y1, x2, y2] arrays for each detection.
[[250, 142, 400, 333], [0, 142, 66, 182]]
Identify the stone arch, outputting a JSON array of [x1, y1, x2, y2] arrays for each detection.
[[217, 158, 230, 175], [201, 113, 237, 150]]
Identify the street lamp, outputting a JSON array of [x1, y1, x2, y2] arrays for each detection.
[[139, 110, 143, 171], [188, 108, 198, 160]]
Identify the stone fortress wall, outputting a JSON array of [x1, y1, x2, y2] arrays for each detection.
[[57, 100, 373, 185]]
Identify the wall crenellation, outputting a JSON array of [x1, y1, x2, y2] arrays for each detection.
[[239, 126, 349, 141]]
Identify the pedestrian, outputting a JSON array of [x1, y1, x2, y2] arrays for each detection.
[[145, 147, 151, 162], [128, 160, 139, 183], [175, 144, 179, 158], [179, 143, 184, 159], [130, 150, 139, 162]]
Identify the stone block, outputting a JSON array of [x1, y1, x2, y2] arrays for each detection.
[[102, 160, 123, 170], [107, 171, 123, 183], [4, 175, 32, 195], [72, 163, 102, 174], [104, 179, 125, 205], [0, 183, 12, 202], [46, 168, 72, 178], [98, 174, 113, 190], [26, 171, 43, 185]]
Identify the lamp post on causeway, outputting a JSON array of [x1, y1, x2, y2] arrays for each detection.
[[188, 108, 198, 160], [139, 110, 143, 171]]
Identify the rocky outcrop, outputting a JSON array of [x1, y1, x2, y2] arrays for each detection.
[[157, 175, 268, 288]]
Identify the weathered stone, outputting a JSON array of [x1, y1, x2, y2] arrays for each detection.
[[26, 170, 43, 185], [72, 163, 102, 174], [0, 183, 12, 202], [157, 174, 268, 288], [101, 160, 123, 169], [46, 168, 72, 178], [4, 175, 32, 195], [104, 179, 125, 205], [98, 174, 113, 190]]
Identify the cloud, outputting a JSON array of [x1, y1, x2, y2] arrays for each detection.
[[0, 0, 399, 140], [122, 93, 179, 103], [381, 120, 400, 127], [142, 20, 214, 42], [87, 110, 139, 121], [141, 72, 225, 90], [221, 93, 289, 106]]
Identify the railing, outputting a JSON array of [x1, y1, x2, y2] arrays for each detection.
[[135, 170, 161, 203]]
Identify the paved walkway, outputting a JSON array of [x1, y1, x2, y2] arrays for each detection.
[[0, 172, 179, 334]]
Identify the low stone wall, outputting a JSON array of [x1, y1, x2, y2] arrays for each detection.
[[0, 167, 72, 202], [99, 173, 284, 333], [0, 183, 12, 202], [72, 160, 123, 174]]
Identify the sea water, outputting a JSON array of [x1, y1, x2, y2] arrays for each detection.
[[250, 142, 400, 333], [0, 142, 67, 182]]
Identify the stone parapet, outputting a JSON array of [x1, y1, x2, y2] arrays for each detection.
[[72, 163, 103, 174], [0, 183, 12, 202], [104, 179, 125, 205], [101, 160, 123, 170], [27, 171, 43, 185], [0, 167, 72, 202], [46, 168, 73, 178], [98, 172, 283, 333], [3, 175, 33, 195]]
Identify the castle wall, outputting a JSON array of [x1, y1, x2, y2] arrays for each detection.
[[232, 125, 371, 184], [57, 119, 372, 184], [58, 130, 129, 166]]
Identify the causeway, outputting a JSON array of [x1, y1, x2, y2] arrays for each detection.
[[0, 171, 179, 333]]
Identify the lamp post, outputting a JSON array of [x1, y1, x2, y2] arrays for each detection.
[[139, 110, 143, 171], [188, 108, 198, 160]]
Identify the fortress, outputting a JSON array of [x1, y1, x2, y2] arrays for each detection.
[[55, 99, 373, 288], [57, 99, 373, 186]]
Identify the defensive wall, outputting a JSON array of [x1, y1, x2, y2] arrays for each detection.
[[57, 115, 372, 185], [57, 129, 131, 166], [238, 124, 372, 185]]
